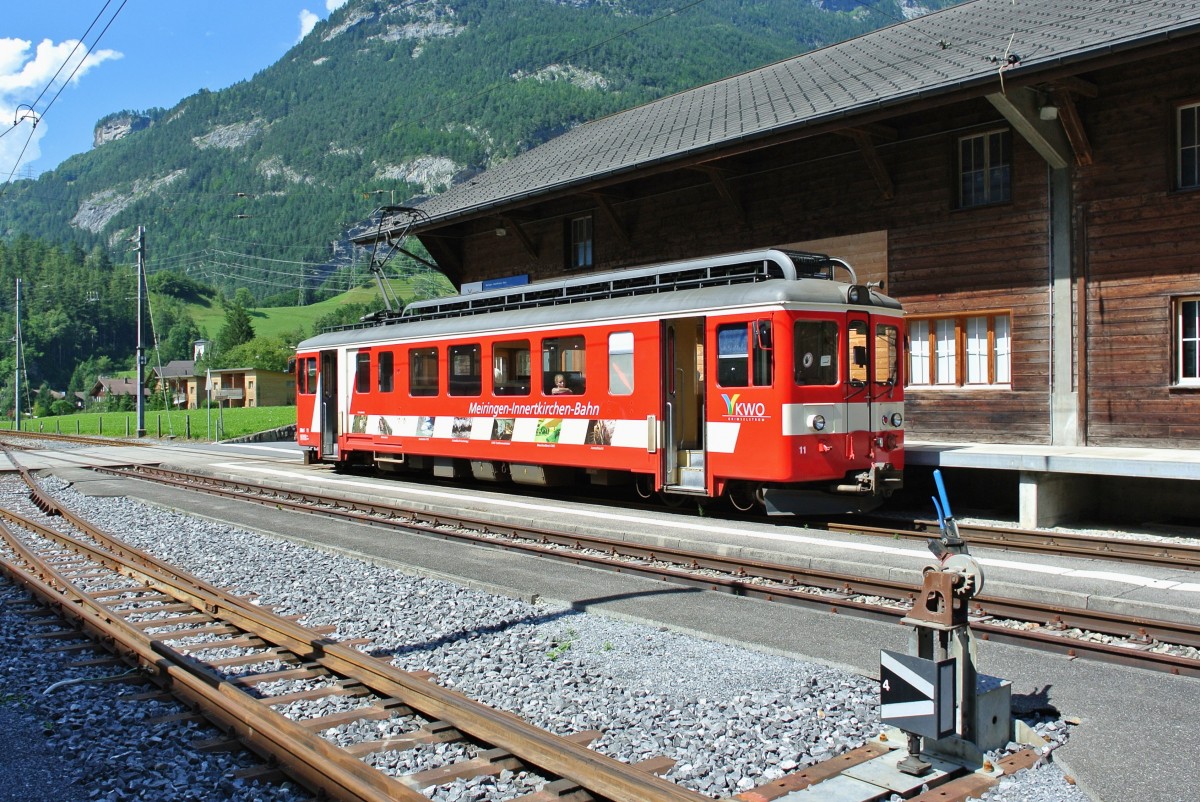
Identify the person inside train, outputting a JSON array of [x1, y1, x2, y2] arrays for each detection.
[[552, 373, 573, 394]]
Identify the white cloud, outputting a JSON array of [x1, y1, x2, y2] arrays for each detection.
[[0, 37, 121, 179], [298, 2, 349, 42], [298, 10, 321, 41]]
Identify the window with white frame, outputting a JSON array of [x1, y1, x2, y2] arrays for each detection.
[[568, 215, 594, 270], [909, 313, 1012, 387], [1179, 102, 1200, 190], [1177, 297, 1200, 386], [958, 129, 1011, 208]]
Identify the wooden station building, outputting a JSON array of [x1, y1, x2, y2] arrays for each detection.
[[361, 0, 1200, 527]]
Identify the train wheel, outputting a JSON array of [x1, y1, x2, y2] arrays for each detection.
[[634, 474, 655, 500], [726, 482, 761, 513], [658, 491, 686, 508]]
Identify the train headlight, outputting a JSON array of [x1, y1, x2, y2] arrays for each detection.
[[889, 412, 903, 428], [808, 414, 826, 432]]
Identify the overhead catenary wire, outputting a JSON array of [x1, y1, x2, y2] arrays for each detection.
[[1, 0, 130, 192]]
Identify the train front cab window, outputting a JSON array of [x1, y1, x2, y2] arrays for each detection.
[[493, 339, 531, 396], [716, 321, 773, 387], [793, 322, 838, 385], [543, 335, 586, 394], [449, 344, 482, 396], [410, 347, 439, 396]]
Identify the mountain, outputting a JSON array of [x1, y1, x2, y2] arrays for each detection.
[[0, 0, 963, 304]]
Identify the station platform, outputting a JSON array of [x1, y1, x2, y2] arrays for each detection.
[[905, 440, 1200, 529]]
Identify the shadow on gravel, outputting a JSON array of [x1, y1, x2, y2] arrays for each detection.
[[362, 587, 704, 663]]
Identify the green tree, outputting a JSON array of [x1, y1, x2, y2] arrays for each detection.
[[216, 302, 255, 355]]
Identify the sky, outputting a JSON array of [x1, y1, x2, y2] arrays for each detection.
[[0, 0, 348, 182]]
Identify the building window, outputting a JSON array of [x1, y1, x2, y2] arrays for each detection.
[[568, 215, 593, 270], [1177, 297, 1200, 386], [909, 313, 1011, 387], [1179, 103, 1200, 190], [959, 129, 1011, 208]]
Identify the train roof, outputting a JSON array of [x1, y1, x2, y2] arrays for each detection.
[[298, 253, 901, 351]]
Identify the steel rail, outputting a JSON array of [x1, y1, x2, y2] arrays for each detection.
[[2, 474, 711, 802], [0, 520, 423, 802], [94, 464, 1200, 677], [828, 520, 1200, 570]]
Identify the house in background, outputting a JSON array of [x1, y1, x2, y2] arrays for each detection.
[[200, 368, 294, 409], [151, 360, 196, 408], [88, 376, 144, 406]]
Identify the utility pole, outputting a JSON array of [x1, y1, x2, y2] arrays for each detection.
[[13, 278, 20, 431], [133, 226, 147, 437]]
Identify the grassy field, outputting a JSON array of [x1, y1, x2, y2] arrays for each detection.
[[187, 285, 388, 340], [4, 406, 297, 442]]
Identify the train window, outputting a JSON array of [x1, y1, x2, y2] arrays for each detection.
[[753, 320, 773, 386], [876, 324, 900, 385], [717, 325, 748, 387], [609, 331, 638, 396], [543, 335, 585, 394], [355, 352, 371, 394], [409, 347, 439, 396], [448, 344, 482, 396], [717, 323, 773, 387], [297, 357, 317, 394], [493, 339, 530, 396], [378, 351, 394, 393], [848, 321, 869, 386], [793, 322, 838, 385]]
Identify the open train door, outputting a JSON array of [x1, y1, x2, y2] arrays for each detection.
[[319, 349, 339, 459], [660, 317, 706, 496]]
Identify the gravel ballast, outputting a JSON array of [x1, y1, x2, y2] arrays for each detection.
[[0, 475, 1088, 802]]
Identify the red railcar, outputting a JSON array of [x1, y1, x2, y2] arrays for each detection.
[[295, 249, 904, 515]]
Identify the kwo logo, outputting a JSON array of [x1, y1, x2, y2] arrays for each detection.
[[721, 393, 768, 421]]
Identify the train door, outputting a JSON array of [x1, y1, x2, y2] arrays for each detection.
[[661, 317, 706, 494], [846, 313, 901, 449], [319, 349, 339, 458]]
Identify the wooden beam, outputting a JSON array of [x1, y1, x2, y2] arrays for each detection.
[[986, 87, 1072, 170], [498, 214, 538, 259], [695, 165, 747, 227], [847, 129, 895, 200], [589, 192, 631, 246], [1050, 87, 1093, 167]]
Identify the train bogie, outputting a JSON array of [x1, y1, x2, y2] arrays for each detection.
[[296, 249, 905, 515]]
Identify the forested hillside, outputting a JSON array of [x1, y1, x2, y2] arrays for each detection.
[[0, 0, 960, 301], [0, 0, 963, 406]]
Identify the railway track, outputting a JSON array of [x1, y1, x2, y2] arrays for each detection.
[[0, 465, 709, 802], [0, 451, 1059, 801], [91, 463, 1200, 678], [829, 519, 1200, 570]]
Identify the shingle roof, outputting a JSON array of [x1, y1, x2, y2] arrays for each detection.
[[410, 0, 1200, 228]]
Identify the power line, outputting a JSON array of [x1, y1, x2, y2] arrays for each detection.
[[1, 0, 130, 192]]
